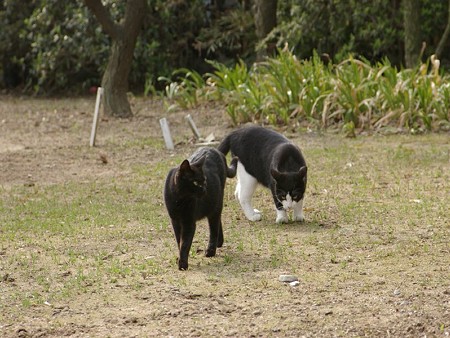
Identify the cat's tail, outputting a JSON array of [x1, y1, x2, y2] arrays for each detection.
[[226, 156, 238, 178], [217, 134, 231, 155], [219, 133, 237, 178]]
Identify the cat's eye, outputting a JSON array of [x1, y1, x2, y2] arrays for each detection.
[[277, 190, 286, 199], [292, 190, 303, 200], [193, 181, 205, 188]]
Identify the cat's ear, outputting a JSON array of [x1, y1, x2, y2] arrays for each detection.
[[298, 166, 307, 183], [175, 160, 191, 184], [270, 168, 282, 180], [179, 159, 192, 173], [299, 166, 307, 176]]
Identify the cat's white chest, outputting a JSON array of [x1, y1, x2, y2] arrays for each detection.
[[281, 193, 294, 209]]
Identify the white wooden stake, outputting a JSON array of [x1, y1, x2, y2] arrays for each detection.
[[159, 118, 175, 150], [185, 114, 201, 139], [90, 87, 103, 147]]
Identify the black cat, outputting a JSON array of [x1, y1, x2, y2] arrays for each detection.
[[218, 125, 307, 224], [164, 147, 238, 270]]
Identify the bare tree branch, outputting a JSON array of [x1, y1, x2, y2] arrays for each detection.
[[83, 0, 120, 39]]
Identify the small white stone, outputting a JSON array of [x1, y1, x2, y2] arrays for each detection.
[[289, 281, 300, 287], [278, 274, 298, 283]]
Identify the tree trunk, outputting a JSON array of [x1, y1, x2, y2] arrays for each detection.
[[84, 0, 147, 118], [403, 0, 421, 68], [102, 38, 134, 118], [253, 0, 277, 60], [435, 0, 450, 59]]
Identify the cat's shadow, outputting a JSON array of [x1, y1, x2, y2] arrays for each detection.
[[189, 220, 334, 273], [250, 218, 334, 233], [193, 250, 277, 274]]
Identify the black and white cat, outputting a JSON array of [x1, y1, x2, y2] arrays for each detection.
[[218, 125, 307, 224], [164, 147, 237, 270]]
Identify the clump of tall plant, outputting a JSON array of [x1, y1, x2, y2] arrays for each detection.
[[161, 48, 450, 133]]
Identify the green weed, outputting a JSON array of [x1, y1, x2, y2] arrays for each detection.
[[162, 49, 450, 133]]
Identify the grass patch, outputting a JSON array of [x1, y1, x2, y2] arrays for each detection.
[[1, 131, 449, 336]]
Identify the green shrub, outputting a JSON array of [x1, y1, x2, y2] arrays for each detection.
[[162, 48, 450, 133]]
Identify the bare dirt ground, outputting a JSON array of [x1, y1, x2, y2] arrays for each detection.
[[0, 95, 449, 337], [0, 96, 222, 186]]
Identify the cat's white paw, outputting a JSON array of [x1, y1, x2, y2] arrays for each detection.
[[276, 209, 289, 224], [248, 214, 262, 222], [293, 200, 305, 222], [276, 215, 289, 224], [294, 214, 305, 222], [247, 209, 262, 221]]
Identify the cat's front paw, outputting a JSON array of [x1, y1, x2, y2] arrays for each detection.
[[293, 200, 305, 223], [276, 209, 289, 224], [294, 214, 305, 222], [178, 259, 188, 271], [276, 215, 289, 224], [205, 247, 216, 257]]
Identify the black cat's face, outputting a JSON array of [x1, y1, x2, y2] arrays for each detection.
[[271, 166, 307, 209], [176, 158, 207, 197]]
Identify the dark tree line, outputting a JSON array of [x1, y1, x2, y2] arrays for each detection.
[[1, 0, 450, 117]]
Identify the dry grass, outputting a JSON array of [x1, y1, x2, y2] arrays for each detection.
[[0, 97, 449, 337]]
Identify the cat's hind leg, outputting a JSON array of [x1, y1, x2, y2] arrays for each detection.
[[217, 221, 224, 248], [293, 199, 305, 222], [235, 162, 261, 221]]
